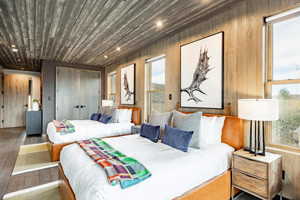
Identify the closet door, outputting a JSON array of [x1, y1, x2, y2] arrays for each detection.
[[79, 70, 100, 120], [56, 67, 80, 120]]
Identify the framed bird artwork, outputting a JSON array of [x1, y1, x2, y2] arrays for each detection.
[[180, 32, 224, 109], [121, 64, 135, 105]]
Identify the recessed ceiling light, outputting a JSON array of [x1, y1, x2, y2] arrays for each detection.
[[11, 44, 16, 48], [104, 55, 108, 59], [156, 20, 163, 28], [12, 48, 18, 52], [116, 47, 121, 52]]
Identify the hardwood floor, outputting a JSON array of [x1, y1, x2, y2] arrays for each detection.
[[0, 128, 56, 199], [0, 128, 25, 199], [23, 134, 48, 145], [6, 167, 58, 194]]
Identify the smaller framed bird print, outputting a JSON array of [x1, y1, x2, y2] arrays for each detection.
[[180, 32, 224, 109], [121, 64, 135, 105]]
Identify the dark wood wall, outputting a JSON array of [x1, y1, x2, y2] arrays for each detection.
[[41, 60, 105, 132]]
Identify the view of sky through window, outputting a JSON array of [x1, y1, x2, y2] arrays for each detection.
[[273, 16, 300, 81]]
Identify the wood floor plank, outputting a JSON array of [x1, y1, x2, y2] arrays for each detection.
[[6, 167, 59, 194], [23, 134, 48, 145], [0, 128, 25, 199]]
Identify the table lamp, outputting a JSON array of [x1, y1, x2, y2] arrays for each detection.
[[238, 99, 279, 156]]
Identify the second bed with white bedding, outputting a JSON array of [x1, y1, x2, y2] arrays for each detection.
[[47, 120, 134, 144], [60, 134, 234, 200]]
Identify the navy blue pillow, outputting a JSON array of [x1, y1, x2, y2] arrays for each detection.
[[98, 114, 112, 124], [90, 113, 101, 121], [140, 123, 160, 143], [162, 125, 193, 152]]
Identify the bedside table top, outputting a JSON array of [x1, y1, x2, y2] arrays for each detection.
[[234, 149, 281, 163]]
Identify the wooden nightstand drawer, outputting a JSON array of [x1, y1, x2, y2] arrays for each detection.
[[233, 170, 268, 198], [233, 155, 268, 179]]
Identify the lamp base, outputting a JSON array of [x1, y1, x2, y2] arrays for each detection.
[[247, 120, 266, 157]]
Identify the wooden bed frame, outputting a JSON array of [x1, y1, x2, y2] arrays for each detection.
[[49, 106, 141, 161], [58, 113, 244, 200]]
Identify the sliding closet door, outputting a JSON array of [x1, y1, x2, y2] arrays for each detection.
[[79, 70, 100, 119], [56, 67, 80, 120], [3, 74, 29, 127]]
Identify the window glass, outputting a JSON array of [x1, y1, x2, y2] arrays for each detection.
[[146, 57, 166, 118], [271, 84, 300, 147], [273, 16, 300, 80]]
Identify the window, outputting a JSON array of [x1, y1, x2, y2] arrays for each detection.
[[145, 56, 166, 120], [266, 9, 300, 149], [107, 72, 116, 104]]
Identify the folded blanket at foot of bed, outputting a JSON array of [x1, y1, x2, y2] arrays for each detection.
[[53, 120, 75, 134], [77, 138, 151, 189]]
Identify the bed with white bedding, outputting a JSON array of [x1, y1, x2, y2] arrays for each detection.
[[60, 134, 234, 200], [47, 106, 141, 161], [47, 120, 134, 144]]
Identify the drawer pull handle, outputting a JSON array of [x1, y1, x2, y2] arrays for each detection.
[[235, 170, 256, 179]]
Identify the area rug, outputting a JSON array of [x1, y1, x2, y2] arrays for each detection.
[[12, 143, 58, 175]]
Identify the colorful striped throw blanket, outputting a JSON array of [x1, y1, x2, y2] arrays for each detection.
[[53, 120, 75, 135], [77, 138, 151, 189]]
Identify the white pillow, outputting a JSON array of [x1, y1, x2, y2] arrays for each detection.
[[111, 109, 120, 123], [199, 116, 225, 148], [114, 109, 132, 123]]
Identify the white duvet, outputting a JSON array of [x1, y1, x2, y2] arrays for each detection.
[[60, 135, 234, 200], [47, 120, 134, 144]]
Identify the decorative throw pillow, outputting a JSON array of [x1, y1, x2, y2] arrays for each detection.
[[149, 112, 173, 139], [199, 116, 225, 148], [140, 123, 160, 143], [162, 125, 193, 152], [90, 113, 101, 121], [98, 114, 112, 124], [172, 111, 202, 149], [103, 107, 116, 116], [117, 109, 132, 123]]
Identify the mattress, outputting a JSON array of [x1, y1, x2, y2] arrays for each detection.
[[60, 135, 234, 200], [47, 120, 134, 144]]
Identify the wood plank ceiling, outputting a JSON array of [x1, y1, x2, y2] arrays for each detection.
[[0, 0, 235, 71]]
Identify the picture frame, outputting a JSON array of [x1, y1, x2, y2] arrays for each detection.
[[180, 32, 224, 109], [120, 64, 135, 105]]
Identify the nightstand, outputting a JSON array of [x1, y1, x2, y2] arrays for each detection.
[[131, 125, 141, 134], [26, 110, 42, 135], [232, 150, 282, 200]]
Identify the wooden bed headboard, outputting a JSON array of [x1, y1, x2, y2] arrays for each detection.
[[118, 106, 141, 125], [203, 114, 244, 150]]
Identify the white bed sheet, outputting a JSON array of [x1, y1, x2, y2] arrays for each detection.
[[60, 135, 234, 200], [47, 120, 133, 144]]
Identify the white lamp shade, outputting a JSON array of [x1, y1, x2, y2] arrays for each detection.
[[102, 100, 114, 107], [238, 99, 279, 121]]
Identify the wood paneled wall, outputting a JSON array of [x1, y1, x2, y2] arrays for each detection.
[[106, 0, 300, 116], [41, 60, 105, 132], [105, 0, 300, 198]]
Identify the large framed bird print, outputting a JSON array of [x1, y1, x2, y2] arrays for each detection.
[[180, 32, 224, 109], [121, 64, 135, 105]]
